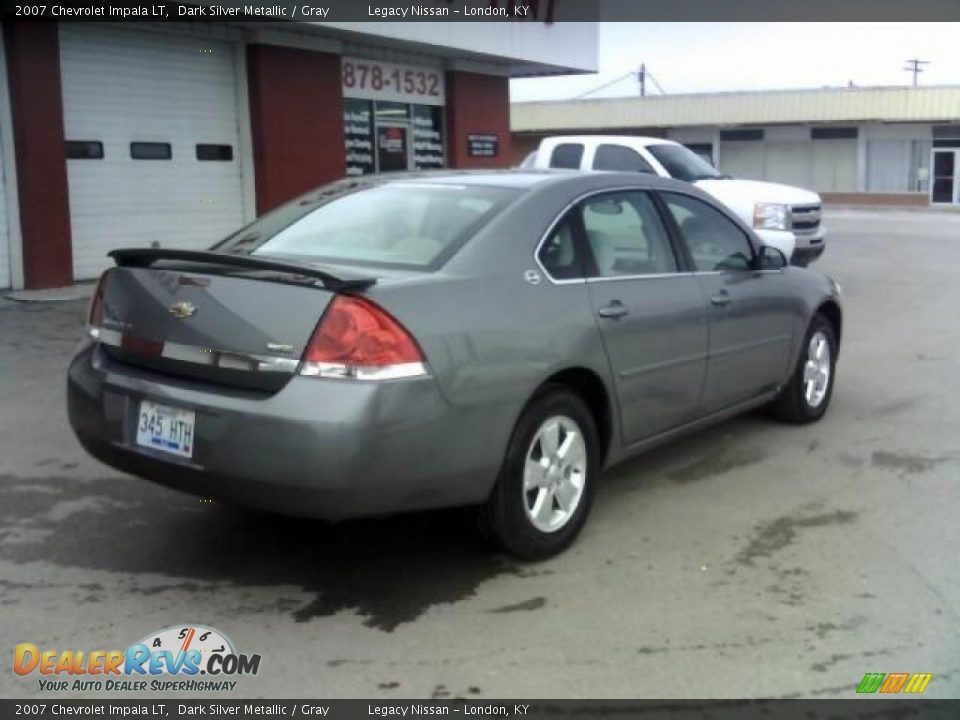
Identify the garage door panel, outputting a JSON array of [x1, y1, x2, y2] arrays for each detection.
[[812, 139, 857, 192], [60, 25, 246, 280], [719, 142, 765, 181], [764, 142, 813, 188]]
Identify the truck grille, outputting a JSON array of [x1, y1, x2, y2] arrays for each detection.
[[791, 204, 822, 234]]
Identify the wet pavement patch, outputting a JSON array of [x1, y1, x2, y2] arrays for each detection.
[[870, 451, 952, 475], [669, 447, 767, 484], [735, 509, 858, 566], [0, 474, 528, 633]]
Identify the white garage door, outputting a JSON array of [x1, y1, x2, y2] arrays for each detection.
[[718, 142, 765, 181], [812, 139, 858, 192], [764, 142, 813, 189], [60, 25, 248, 280]]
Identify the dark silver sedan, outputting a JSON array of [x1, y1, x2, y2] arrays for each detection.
[[68, 170, 842, 558]]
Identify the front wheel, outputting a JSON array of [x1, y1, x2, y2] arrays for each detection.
[[480, 386, 599, 560], [771, 313, 837, 423]]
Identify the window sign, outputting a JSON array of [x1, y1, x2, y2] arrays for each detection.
[[342, 57, 445, 106], [412, 105, 445, 169], [467, 134, 499, 158], [344, 99, 375, 177]]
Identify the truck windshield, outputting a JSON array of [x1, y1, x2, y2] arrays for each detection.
[[647, 144, 726, 182]]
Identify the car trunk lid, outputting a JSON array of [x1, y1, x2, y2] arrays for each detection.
[[94, 250, 378, 392]]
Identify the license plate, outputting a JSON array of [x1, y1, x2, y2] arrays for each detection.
[[136, 400, 195, 459]]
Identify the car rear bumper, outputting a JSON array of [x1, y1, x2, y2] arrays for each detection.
[[67, 342, 500, 519]]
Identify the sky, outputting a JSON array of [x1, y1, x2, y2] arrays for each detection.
[[509, 23, 960, 102]]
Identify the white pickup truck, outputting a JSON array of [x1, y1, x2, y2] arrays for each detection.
[[524, 135, 826, 264]]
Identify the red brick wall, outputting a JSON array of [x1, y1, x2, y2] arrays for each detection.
[[445, 71, 511, 169], [247, 45, 345, 214], [3, 22, 73, 289]]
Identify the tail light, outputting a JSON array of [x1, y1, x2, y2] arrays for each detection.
[[300, 295, 427, 380], [87, 272, 108, 339]]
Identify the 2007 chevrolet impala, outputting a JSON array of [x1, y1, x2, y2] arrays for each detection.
[[68, 170, 842, 558]]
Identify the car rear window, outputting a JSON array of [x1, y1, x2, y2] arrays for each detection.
[[218, 183, 516, 270]]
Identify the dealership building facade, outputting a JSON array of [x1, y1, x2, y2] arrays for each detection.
[[512, 85, 960, 207], [0, 19, 596, 290]]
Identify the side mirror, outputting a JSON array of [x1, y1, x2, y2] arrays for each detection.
[[758, 245, 788, 271]]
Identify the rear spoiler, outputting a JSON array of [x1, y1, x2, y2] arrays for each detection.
[[108, 248, 377, 292]]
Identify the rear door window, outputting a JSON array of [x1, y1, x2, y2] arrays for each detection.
[[549, 143, 585, 169], [592, 144, 655, 174], [579, 191, 679, 277], [537, 213, 583, 280]]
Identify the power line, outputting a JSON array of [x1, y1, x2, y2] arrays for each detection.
[[573, 71, 635, 99], [903, 58, 930, 86], [574, 64, 667, 100]]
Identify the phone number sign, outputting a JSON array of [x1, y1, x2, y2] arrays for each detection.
[[342, 57, 445, 106]]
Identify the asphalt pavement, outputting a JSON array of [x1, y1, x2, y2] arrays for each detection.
[[1, 208, 958, 699]]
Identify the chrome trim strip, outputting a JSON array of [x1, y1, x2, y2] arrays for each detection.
[[96, 330, 299, 374], [585, 272, 696, 284], [299, 361, 427, 380]]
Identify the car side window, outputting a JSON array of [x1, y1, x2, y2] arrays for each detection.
[[549, 143, 584, 169], [537, 213, 583, 280], [592, 144, 655, 174], [580, 191, 679, 277], [661, 192, 755, 272]]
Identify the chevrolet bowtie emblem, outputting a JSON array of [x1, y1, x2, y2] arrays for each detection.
[[169, 301, 197, 319]]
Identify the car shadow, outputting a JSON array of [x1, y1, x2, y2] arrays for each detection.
[[0, 473, 538, 631], [0, 412, 777, 631]]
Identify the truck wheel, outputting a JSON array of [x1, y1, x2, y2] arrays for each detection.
[[481, 386, 599, 560]]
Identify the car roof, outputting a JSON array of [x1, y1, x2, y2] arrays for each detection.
[[372, 168, 687, 193]]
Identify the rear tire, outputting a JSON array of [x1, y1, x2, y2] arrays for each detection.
[[771, 313, 837, 424], [480, 385, 599, 560]]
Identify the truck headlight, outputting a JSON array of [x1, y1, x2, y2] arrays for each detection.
[[753, 203, 790, 231]]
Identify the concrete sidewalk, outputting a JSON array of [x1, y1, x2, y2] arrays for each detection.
[[2, 282, 95, 306]]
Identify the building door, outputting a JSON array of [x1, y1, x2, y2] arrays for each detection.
[[59, 25, 248, 280], [931, 149, 959, 204], [376, 125, 410, 173]]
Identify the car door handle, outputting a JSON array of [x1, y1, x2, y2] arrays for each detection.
[[710, 290, 733, 307], [597, 301, 629, 319]]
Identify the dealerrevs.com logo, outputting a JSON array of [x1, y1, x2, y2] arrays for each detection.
[[14, 625, 261, 693]]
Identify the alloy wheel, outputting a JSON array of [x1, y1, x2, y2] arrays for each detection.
[[803, 330, 831, 408], [522, 415, 587, 533]]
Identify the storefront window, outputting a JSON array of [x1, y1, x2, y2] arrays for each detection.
[[342, 57, 446, 176], [343, 100, 445, 175]]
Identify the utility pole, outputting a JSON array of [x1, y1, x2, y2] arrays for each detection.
[[904, 58, 930, 86], [637, 63, 646, 97]]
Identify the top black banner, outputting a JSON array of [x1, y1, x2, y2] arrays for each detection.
[[1, 0, 960, 21]]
